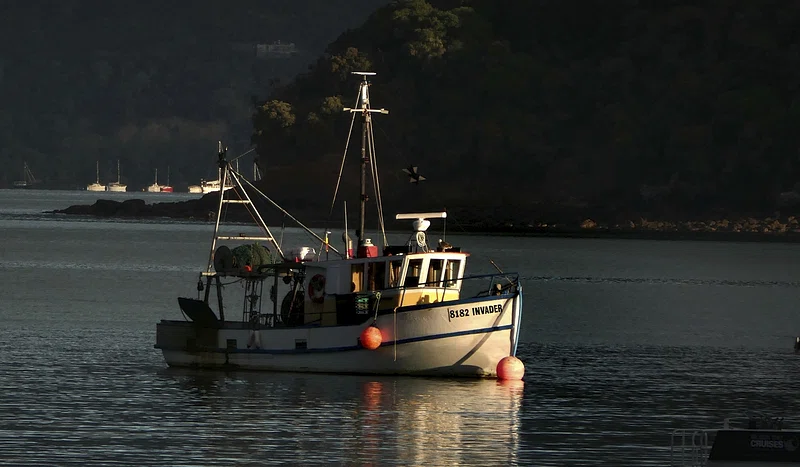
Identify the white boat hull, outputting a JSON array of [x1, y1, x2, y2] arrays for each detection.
[[156, 294, 522, 377], [201, 185, 233, 194]]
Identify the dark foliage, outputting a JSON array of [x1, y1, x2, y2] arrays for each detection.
[[253, 0, 800, 224], [6, 0, 800, 225], [0, 0, 386, 189]]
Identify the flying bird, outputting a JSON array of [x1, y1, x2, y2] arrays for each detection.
[[402, 165, 426, 183]]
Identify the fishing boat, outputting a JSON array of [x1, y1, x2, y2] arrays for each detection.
[[146, 168, 162, 192], [106, 160, 127, 192], [12, 162, 37, 189], [86, 161, 105, 192], [154, 72, 524, 377], [670, 415, 800, 466]]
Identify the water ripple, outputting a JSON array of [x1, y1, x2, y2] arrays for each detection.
[[2, 340, 800, 465], [524, 275, 800, 288]]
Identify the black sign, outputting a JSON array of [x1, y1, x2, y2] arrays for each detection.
[[709, 430, 800, 462]]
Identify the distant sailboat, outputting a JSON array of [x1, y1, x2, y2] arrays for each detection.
[[146, 168, 162, 192], [106, 160, 127, 192], [86, 161, 105, 192], [12, 162, 37, 189], [160, 166, 174, 193]]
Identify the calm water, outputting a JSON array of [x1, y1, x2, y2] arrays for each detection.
[[2, 189, 800, 465]]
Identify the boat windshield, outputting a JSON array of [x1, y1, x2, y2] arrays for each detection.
[[404, 259, 423, 287]]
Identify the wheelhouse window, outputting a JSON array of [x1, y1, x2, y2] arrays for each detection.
[[388, 260, 402, 287], [351, 264, 364, 292], [367, 261, 386, 290], [444, 259, 461, 288], [404, 259, 423, 287], [427, 259, 444, 287]]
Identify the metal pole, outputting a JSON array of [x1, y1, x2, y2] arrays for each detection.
[[358, 80, 368, 249]]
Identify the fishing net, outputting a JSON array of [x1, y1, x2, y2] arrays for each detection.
[[231, 243, 272, 268]]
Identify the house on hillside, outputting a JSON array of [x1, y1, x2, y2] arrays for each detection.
[[256, 41, 298, 59]]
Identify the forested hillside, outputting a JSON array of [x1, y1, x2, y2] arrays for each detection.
[[6, 0, 800, 228], [253, 0, 800, 225], [0, 0, 387, 189]]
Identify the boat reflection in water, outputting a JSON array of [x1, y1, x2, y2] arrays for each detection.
[[162, 370, 524, 464], [357, 378, 524, 466]]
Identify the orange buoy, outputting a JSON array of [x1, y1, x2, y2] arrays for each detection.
[[360, 326, 382, 350], [243, 265, 252, 273], [496, 355, 525, 381]]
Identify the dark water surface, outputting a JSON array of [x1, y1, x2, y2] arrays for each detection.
[[2, 189, 800, 466]]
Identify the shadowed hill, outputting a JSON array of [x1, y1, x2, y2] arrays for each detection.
[[252, 0, 800, 227]]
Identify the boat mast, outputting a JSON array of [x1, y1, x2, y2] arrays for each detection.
[[358, 86, 367, 247], [344, 72, 388, 248], [206, 142, 229, 273], [24, 162, 35, 184]]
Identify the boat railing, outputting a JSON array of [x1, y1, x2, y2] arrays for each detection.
[[383, 272, 520, 310], [404, 272, 520, 290], [670, 429, 713, 467], [459, 272, 521, 298]]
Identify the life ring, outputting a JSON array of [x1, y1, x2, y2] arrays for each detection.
[[308, 274, 326, 303]]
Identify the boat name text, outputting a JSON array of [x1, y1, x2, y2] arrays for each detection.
[[750, 439, 785, 449], [447, 304, 503, 321]]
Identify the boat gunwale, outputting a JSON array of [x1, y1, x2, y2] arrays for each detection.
[[154, 323, 515, 353]]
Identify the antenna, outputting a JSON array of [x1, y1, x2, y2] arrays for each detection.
[[342, 72, 389, 115]]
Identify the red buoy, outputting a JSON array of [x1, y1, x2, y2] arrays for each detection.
[[496, 356, 525, 381], [360, 326, 382, 350]]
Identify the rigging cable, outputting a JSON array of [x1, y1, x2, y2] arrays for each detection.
[[368, 120, 388, 247], [326, 93, 360, 222], [237, 174, 341, 256], [318, 92, 360, 256], [227, 168, 285, 259]]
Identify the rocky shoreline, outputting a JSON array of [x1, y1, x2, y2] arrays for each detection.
[[465, 217, 800, 243], [50, 197, 800, 242], [51, 196, 223, 221]]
